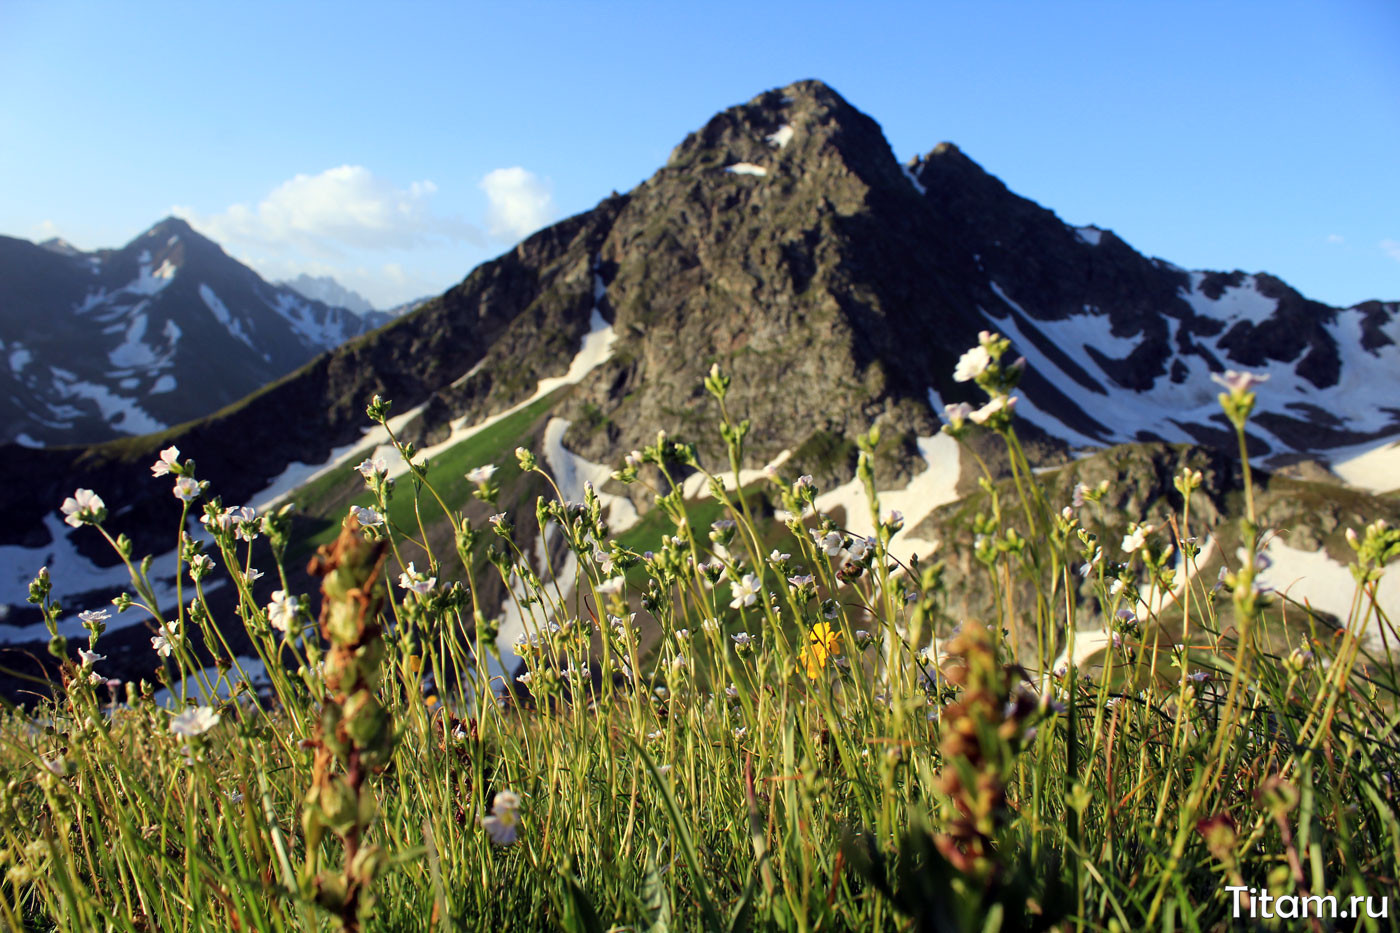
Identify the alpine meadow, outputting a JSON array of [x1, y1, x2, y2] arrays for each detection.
[[3, 78, 1400, 932]]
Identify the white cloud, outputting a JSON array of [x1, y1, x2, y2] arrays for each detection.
[[1381, 239, 1400, 263], [479, 167, 555, 241], [1326, 233, 1345, 244], [173, 165, 481, 256]]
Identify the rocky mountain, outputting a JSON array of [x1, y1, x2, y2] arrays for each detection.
[[2, 79, 1397, 692], [0, 218, 390, 445]]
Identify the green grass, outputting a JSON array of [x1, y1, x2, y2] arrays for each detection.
[[291, 387, 567, 556], [8, 357, 1400, 932]]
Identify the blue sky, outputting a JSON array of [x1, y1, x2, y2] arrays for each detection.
[[2, 0, 1397, 308]]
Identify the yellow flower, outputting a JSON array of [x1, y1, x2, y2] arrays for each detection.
[[800, 622, 842, 679]]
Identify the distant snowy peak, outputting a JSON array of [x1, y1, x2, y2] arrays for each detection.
[[0, 218, 388, 446], [279, 273, 377, 316], [38, 237, 85, 257]]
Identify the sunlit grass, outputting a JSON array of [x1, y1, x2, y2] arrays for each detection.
[[7, 343, 1400, 931]]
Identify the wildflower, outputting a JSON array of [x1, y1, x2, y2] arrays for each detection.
[[733, 726, 748, 739], [800, 622, 842, 679], [355, 456, 388, 478], [482, 791, 521, 845], [172, 476, 200, 502], [854, 629, 875, 648], [1121, 522, 1154, 554], [77, 648, 106, 667], [624, 449, 645, 469], [953, 345, 991, 382], [78, 609, 110, 624], [398, 562, 436, 595], [350, 505, 384, 527], [968, 395, 1016, 425], [267, 591, 299, 633], [847, 536, 875, 562], [1072, 482, 1089, 508], [886, 509, 905, 531], [725, 683, 740, 699], [151, 622, 180, 658], [41, 756, 67, 776], [150, 445, 181, 477], [488, 512, 509, 531], [729, 574, 761, 609], [768, 549, 790, 564], [1210, 370, 1270, 395], [243, 568, 265, 584], [701, 617, 720, 634], [593, 548, 617, 576], [60, 489, 106, 528], [466, 464, 498, 484], [814, 529, 844, 557], [731, 631, 754, 652], [788, 574, 815, 589], [943, 402, 975, 430], [1187, 671, 1211, 683], [793, 475, 815, 493], [188, 553, 215, 581], [170, 706, 221, 738]]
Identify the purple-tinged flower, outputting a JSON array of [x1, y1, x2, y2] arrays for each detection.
[[60, 489, 105, 528], [150, 445, 181, 477], [1210, 369, 1270, 395]]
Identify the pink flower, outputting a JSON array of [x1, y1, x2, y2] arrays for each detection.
[[1210, 370, 1270, 395], [173, 476, 200, 502], [150, 445, 181, 477], [943, 402, 975, 427], [60, 489, 105, 528], [968, 396, 1017, 425]]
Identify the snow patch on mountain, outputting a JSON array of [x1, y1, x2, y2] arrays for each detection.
[[0, 516, 202, 645], [541, 418, 639, 533], [127, 255, 177, 296], [1259, 537, 1400, 646], [199, 284, 256, 349], [108, 313, 161, 369], [725, 163, 768, 177], [1179, 273, 1278, 326]]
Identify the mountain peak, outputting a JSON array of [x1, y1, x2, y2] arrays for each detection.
[[136, 215, 197, 242], [38, 237, 84, 257]]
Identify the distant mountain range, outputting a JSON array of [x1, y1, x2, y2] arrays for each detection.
[[2, 79, 1397, 693], [0, 218, 395, 445], [278, 273, 380, 317]]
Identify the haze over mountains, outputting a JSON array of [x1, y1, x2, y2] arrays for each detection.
[[2, 79, 1397, 690], [0, 219, 393, 445]]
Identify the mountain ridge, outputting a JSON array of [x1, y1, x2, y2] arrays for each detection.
[[2, 78, 1396, 568]]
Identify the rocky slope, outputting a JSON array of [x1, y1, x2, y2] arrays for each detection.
[[0, 218, 390, 445], [2, 79, 1398, 692]]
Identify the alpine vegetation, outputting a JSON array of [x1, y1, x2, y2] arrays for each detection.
[[4, 346, 1399, 931]]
